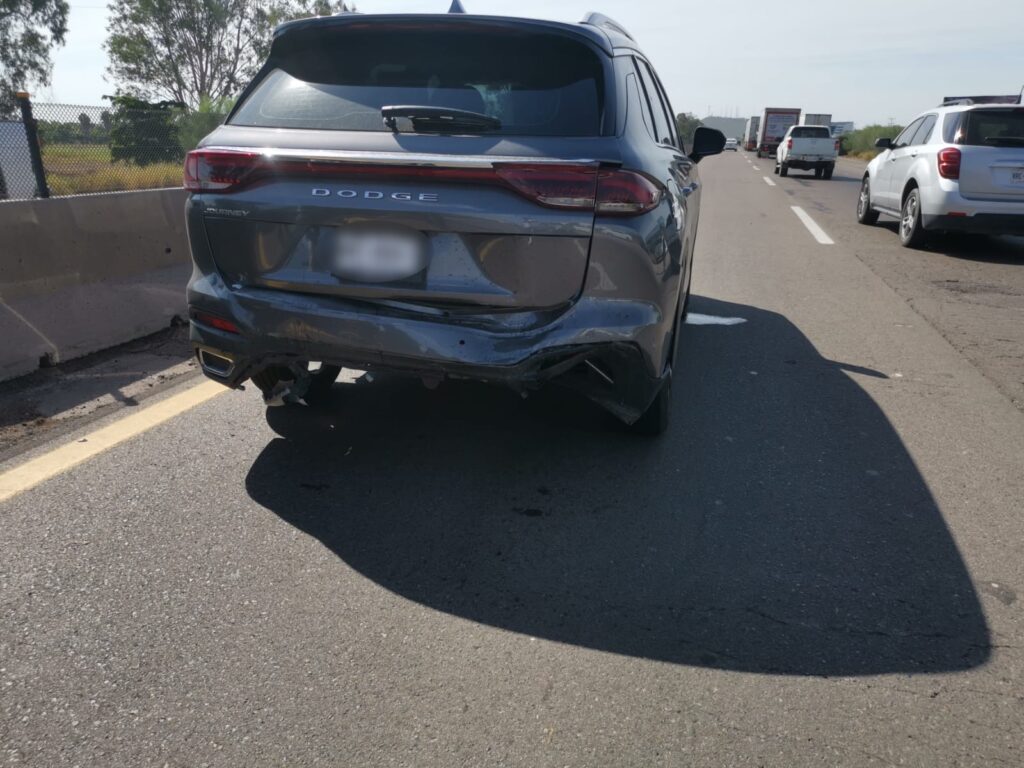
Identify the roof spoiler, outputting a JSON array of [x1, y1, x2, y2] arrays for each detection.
[[581, 12, 635, 41]]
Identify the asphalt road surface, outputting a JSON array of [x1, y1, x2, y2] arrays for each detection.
[[2, 152, 1022, 766]]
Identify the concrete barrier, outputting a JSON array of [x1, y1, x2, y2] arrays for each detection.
[[0, 188, 191, 381]]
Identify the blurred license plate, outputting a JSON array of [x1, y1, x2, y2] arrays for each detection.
[[333, 230, 426, 283]]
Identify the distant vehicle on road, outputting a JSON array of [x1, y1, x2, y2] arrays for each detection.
[[725, 138, 738, 151], [756, 107, 801, 158], [743, 116, 759, 151], [184, 10, 725, 435], [775, 125, 839, 179], [857, 96, 1024, 247]]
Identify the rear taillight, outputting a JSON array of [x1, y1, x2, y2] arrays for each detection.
[[492, 166, 660, 216], [938, 147, 961, 180], [787, 138, 793, 150], [595, 170, 662, 215], [184, 149, 663, 217], [492, 164, 599, 210], [834, 140, 840, 151], [184, 149, 260, 191]]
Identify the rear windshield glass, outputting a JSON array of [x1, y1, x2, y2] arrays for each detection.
[[790, 126, 831, 138], [230, 26, 605, 136], [957, 109, 1024, 147]]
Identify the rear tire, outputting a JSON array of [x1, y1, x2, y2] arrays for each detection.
[[779, 162, 788, 177], [823, 164, 834, 180], [856, 177, 879, 225], [628, 373, 672, 437], [773, 162, 780, 175], [814, 167, 823, 179], [899, 188, 927, 248]]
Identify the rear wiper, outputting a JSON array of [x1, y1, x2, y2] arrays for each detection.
[[983, 136, 1024, 146], [381, 105, 501, 134]]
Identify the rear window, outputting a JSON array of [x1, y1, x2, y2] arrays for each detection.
[[955, 109, 1024, 147], [790, 126, 831, 138], [230, 26, 605, 136]]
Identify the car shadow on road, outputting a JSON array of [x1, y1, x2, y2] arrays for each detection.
[[789, 173, 860, 184], [873, 223, 1024, 264], [244, 296, 990, 676]]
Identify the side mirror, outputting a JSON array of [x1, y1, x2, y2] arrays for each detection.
[[875, 137, 893, 149], [689, 126, 726, 163]]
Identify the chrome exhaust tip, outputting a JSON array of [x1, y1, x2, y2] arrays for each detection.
[[197, 348, 235, 378]]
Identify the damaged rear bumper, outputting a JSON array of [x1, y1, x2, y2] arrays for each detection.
[[188, 282, 667, 423]]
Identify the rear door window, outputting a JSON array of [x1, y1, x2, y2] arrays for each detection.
[[630, 72, 657, 141], [633, 58, 674, 146], [231, 27, 605, 136], [641, 61, 678, 147], [910, 114, 938, 145], [892, 118, 924, 149]]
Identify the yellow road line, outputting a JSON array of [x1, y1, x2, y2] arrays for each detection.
[[0, 379, 227, 504]]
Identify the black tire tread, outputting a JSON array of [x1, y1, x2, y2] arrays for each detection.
[[857, 177, 880, 225]]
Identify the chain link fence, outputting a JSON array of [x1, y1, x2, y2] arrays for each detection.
[[0, 96, 227, 200]]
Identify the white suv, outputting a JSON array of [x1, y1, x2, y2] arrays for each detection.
[[856, 98, 1024, 247]]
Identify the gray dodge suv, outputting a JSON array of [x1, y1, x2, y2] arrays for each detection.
[[185, 11, 724, 434]]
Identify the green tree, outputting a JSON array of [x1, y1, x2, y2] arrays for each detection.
[[106, 94, 184, 166], [0, 0, 69, 115], [674, 112, 702, 150], [840, 124, 904, 158], [105, 0, 354, 109], [176, 94, 234, 153]]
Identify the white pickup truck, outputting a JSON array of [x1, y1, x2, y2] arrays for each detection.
[[774, 125, 838, 179]]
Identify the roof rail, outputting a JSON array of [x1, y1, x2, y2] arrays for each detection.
[[940, 94, 1020, 107], [581, 12, 635, 42]]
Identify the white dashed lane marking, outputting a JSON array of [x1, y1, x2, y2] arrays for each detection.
[[791, 206, 835, 245], [763, 176, 776, 187]]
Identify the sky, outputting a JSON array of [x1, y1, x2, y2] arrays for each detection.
[[45, 0, 1024, 128]]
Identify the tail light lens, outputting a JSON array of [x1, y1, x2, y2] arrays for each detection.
[[834, 140, 840, 151], [787, 138, 793, 150], [492, 164, 599, 210], [494, 166, 661, 216], [938, 147, 961, 180], [595, 170, 662, 215], [184, 149, 663, 217], [184, 149, 261, 191]]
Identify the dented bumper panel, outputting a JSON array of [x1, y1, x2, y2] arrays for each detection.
[[185, 178, 686, 423], [189, 280, 665, 421]]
